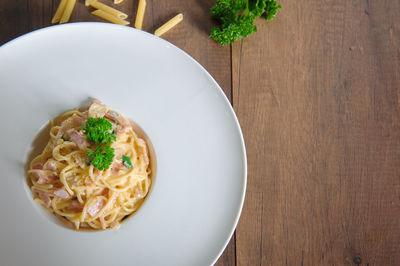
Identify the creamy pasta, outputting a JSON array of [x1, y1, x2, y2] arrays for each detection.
[[28, 99, 152, 230]]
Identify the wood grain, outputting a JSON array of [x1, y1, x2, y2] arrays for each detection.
[[0, 0, 235, 264], [234, 0, 400, 265], [2, 0, 400, 265]]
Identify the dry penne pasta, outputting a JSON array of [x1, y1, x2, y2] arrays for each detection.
[[154, 14, 183, 37], [52, 0, 68, 24], [60, 0, 77, 24], [134, 0, 146, 30], [92, 10, 130, 25], [86, 0, 128, 19], [114, 0, 124, 3]]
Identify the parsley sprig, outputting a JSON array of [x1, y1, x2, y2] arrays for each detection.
[[122, 155, 133, 169], [82, 118, 116, 170], [210, 0, 281, 45], [82, 117, 116, 144], [87, 144, 115, 171]]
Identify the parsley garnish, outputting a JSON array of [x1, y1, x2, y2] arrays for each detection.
[[87, 145, 115, 171], [265, 0, 281, 21], [210, 0, 281, 45], [82, 118, 116, 170], [82, 117, 116, 144], [122, 155, 133, 169]]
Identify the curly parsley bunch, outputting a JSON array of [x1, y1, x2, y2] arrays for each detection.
[[210, 0, 281, 45], [82, 117, 116, 171]]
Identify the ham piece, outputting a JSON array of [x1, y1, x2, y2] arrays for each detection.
[[67, 129, 88, 149], [87, 198, 105, 217], [31, 170, 58, 185], [54, 188, 70, 199]]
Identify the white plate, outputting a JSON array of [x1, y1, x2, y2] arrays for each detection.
[[0, 23, 246, 266]]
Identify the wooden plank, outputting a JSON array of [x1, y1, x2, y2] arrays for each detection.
[[0, 0, 144, 44], [0, 0, 31, 44], [234, 0, 400, 265], [0, 0, 235, 264]]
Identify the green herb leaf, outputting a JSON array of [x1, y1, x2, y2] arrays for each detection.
[[83, 117, 117, 170], [210, 0, 281, 45], [122, 155, 133, 169], [265, 0, 281, 21], [82, 117, 116, 144], [210, 14, 257, 46], [87, 145, 115, 171]]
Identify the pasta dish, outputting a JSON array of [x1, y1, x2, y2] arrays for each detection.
[[27, 99, 152, 230]]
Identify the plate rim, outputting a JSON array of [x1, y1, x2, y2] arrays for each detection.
[[0, 22, 247, 265]]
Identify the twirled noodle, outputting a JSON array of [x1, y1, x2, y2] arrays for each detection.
[[28, 100, 152, 230]]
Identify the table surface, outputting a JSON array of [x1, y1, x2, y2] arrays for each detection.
[[1, 0, 399, 265]]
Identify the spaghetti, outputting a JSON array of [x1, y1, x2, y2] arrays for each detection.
[[28, 100, 151, 230]]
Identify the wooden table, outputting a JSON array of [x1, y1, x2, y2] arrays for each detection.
[[1, 0, 399, 265]]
